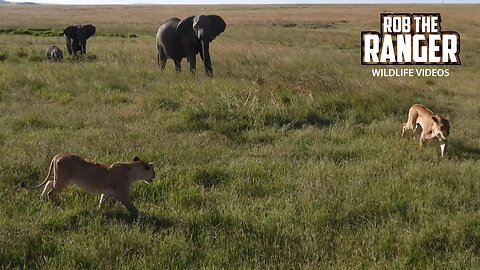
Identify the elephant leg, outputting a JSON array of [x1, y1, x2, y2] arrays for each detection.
[[183, 44, 197, 73], [173, 59, 181, 72], [201, 41, 213, 77], [158, 45, 167, 70], [81, 41, 87, 55], [65, 37, 73, 56], [71, 46, 76, 57], [72, 40, 80, 58], [187, 55, 196, 73]]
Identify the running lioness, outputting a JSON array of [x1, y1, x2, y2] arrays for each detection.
[[20, 154, 155, 219], [402, 104, 450, 157]]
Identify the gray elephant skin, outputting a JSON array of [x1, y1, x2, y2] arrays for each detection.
[[63, 24, 96, 57], [156, 15, 226, 76], [46, 44, 63, 61]]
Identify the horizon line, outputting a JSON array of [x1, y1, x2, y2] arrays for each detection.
[[6, 2, 479, 4], [5, 0, 480, 5]]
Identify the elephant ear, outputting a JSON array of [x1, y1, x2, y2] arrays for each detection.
[[176, 16, 195, 35], [208, 15, 226, 38], [85, 24, 96, 38], [63, 25, 77, 38], [77, 24, 96, 40]]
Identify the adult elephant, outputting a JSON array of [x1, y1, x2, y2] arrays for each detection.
[[63, 24, 96, 57], [156, 15, 226, 76]]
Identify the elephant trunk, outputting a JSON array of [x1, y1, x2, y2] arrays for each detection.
[[201, 41, 213, 77]]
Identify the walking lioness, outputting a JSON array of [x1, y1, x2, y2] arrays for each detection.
[[20, 154, 155, 219], [402, 104, 450, 157]]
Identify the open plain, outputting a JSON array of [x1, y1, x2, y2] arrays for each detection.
[[1, 4, 480, 269]]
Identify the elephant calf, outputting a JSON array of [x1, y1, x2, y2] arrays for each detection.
[[63, 24, 96, 57], [46, 45, 63, 61], [156, 15, 226, 76]]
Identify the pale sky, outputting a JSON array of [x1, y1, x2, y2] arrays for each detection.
[[6, 0, 480, 4]]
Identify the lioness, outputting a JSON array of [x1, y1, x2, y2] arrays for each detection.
[[402, 104, 450, 157], [20, 154, 155, 219]]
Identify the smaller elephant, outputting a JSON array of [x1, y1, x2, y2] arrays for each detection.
[[63, 24, 96, 57], [45, 45, 63, 61]]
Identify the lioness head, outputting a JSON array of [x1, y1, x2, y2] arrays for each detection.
[[132, 156, 155, 183], [432, 115, 450, 141]]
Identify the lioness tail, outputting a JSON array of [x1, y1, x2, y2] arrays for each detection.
[[19, 157, 56, 189]]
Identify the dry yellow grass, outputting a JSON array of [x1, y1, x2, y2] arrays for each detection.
[[1, 4, 479, 31]]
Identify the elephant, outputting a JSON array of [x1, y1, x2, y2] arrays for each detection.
[[63, 24, 96, 57], [45, 44, 63, 61], [156, 15, 226, 76]]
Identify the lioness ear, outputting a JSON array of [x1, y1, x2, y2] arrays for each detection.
[[148, 162, 154, 168], [432, 115, 439, 124], [133, 156, 141, 162]]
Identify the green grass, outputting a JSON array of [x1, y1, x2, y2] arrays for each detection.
[[1, 4, 480, 269]]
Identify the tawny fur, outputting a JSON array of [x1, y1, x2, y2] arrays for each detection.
[[402, 104, 450, 157], [20, 154, 155, 219]]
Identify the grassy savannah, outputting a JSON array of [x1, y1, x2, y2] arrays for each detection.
[[1, 4, 480, 269]]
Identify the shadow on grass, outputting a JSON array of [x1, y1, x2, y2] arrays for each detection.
[[104, 210, 177, 231], [182, 108, 334, 143], [263, 111, 333, 130], [140, 214, 178, 231], [42, 209, 88, 232], [41, 208, 177, 232], [449, 141, 480, 160]]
